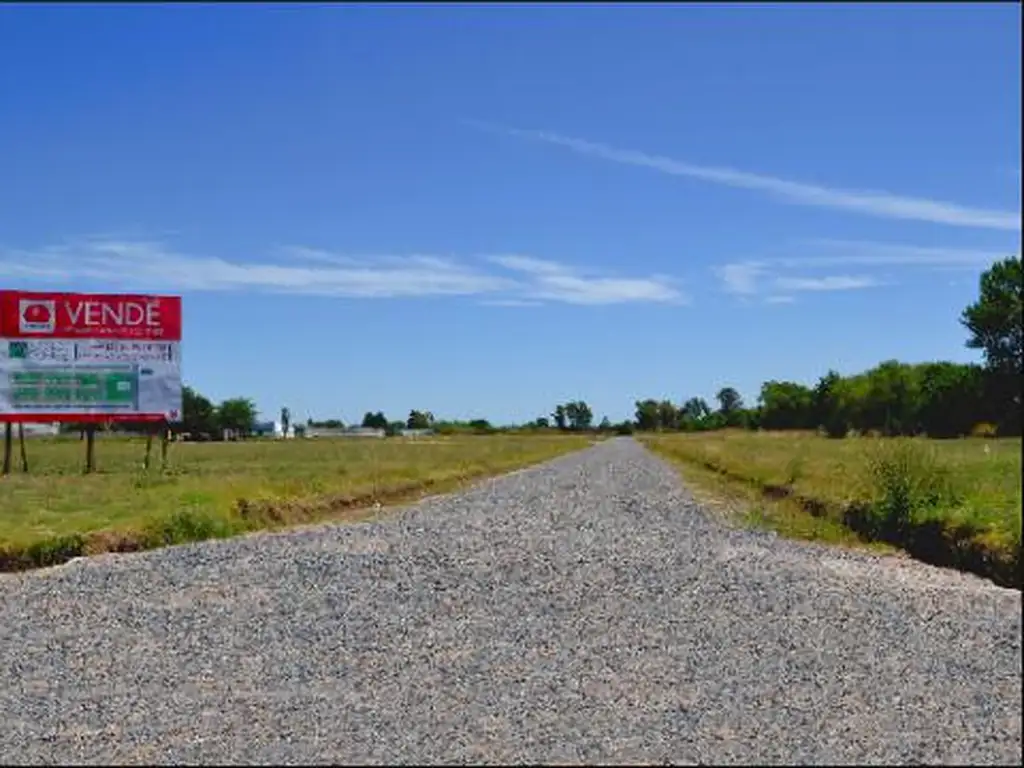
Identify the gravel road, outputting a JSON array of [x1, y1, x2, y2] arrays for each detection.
[[1, 437, 1020, 765]]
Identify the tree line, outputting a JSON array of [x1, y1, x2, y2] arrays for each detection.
[[163, 254, 1020, 441], [173, 389, 259, 438], [627, 254, 1021, 438], [58, 389, 258, 439]]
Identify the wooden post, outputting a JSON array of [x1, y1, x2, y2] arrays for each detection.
[[144, 429, 154, 470], [17, 422, 28, 473], [84, 425, 96, 474], [160, 426, 170, 470], [2, 423, 11, 476]]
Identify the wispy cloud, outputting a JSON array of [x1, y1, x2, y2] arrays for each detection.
[[715, 260, 879, 301], [0, 237, 684, 307], [470, 121, 1021, 232], [712, 237, 1021, 302], [0, 239, 511, 298], [716, 262, 765, 296], [477, 298, 543, 308], [487, 254, 686, 305], [774, 275, 880, 292], [784, 239, 1016, 269]]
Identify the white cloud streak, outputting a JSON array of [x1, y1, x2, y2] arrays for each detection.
[[774, 275, 880, 292], [713, 238, 1020, 302], [0, 238, 684, 307], [715, 260, 879, 299], [716, 262, 765, 296], [785, 239, 1016, 269], [487, 254, 686, 305], [471, 121, 1021, 232], [477, 298, 543, 307]]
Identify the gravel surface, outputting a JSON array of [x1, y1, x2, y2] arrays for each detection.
[[1, 437, 1020, 765]]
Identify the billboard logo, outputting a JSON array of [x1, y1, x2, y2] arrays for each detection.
[[19, 300, 56, 334]]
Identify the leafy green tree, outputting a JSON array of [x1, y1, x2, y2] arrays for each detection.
[[701, 411, 726, 431], [564, 400, 594, 430], [406, 409, 434, 430], [552, 404, 568, 431], [740, 407, 762, 431], [564, 402, 580, 430], [857, 360, 921, 436], [634, 399, 661, 431], [361, 411, 388, 430], [682, 397, 711, 421], [758, 381, 813, 430], [578, 401, 594, 430], [917, 362, 985, 438], [614, 420, 635, 435], [280, 406, 291, 435], [715, 387, 743, 415], [217, 397, 258, 436], [962, 255, 1023, 375], [657, 400, 680, 431], [962, 255, 1022, 434], [182, 385, 218, 435], [811, 370, 847, 437], [598, 416, 612, 431]]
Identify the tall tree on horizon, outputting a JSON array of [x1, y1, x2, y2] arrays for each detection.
[[962, 254, 1022, 434]]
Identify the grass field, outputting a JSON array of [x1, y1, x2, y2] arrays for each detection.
[[0, 433, 594, 571], [643, 430, 1022, 587]]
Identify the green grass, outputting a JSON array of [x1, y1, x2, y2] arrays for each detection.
[[654, 453, 890, 552], [642, 430, 1022, 587], [0, 433, 593, 570]]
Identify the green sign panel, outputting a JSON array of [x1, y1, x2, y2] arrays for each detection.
[[10, 369, 137, 408]]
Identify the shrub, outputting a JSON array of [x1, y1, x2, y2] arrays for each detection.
[[146, 508, 235, 547], [970, 422, 999, 438], [26, 534, 86, 568], [784, 451, 806, 486], [821, 418, 849, 439], [863, 439, 959, 537]]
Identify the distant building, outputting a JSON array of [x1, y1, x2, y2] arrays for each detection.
[[304, 426, 347, 438], [305, 426, 385, 439], [347, 427, 386, 438], [18, 422, 60, 438], [251, 420, 295, 439]]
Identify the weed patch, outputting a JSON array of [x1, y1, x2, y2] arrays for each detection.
[[861, 439, 960, 538]]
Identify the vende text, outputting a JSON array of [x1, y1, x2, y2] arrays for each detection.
[[65, 299, 162, 329]]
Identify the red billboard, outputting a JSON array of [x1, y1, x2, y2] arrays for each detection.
[[0, 291, 183, 424]]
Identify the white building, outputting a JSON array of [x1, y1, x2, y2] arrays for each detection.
[[305, 426, 385, 439], [251, 420, 295, 439], [18, 422, 60, 437]]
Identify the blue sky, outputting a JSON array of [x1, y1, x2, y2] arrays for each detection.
[[1, 4, 1020, 425]]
